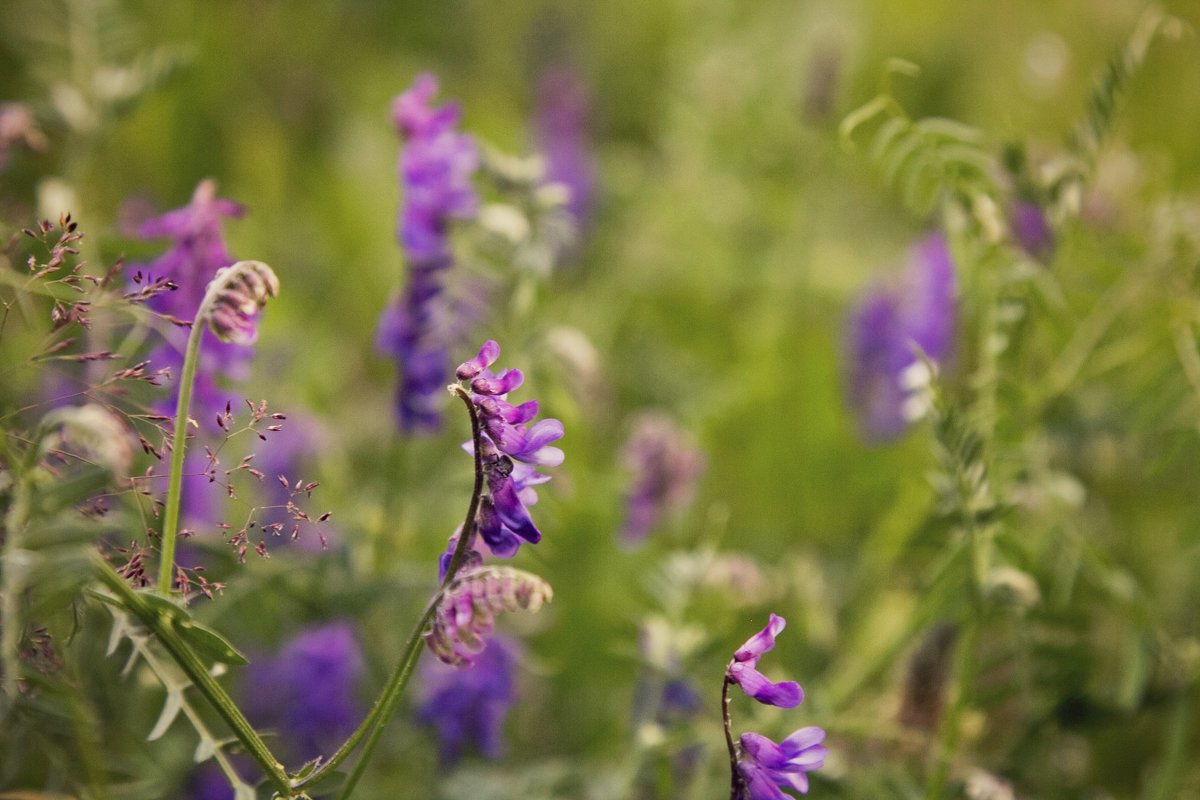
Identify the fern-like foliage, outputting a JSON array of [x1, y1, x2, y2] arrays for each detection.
[[840, 61, 1001, 223], [1050, 5, 1187, 208], [103, 608, 258, 800]]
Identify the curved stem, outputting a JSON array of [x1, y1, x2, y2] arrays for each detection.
[[157, 261, 270, 595], [294, 385, 486, 795], [723, 676, 744, 799]]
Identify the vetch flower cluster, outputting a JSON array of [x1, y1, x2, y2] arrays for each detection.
[[424, 566, 552, 667], [736, 728, 829, 799], [442, 339, 563, 575], [376, 73, 480, 431], [727, 614, 803, 708], [846, 232, 956, 442], [724, 615, 826, 799]]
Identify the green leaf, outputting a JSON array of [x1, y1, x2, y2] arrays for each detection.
[[135, 591, 249, 665], [175, 619, 249, 666]]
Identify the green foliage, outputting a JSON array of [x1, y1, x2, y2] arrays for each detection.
[[3, 0, 1200, 798]]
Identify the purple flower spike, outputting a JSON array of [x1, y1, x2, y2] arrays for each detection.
[[377, 73, 480, 432], [846, 232, 956, 442], [727, 614, 802, 709], [619, 413, 705, 547], [416, 634, 519, 765], [535, 67, 596, 234], [135, 180, 249, 422], [737, 728, 828, 799], [440, 340, 563, 572]]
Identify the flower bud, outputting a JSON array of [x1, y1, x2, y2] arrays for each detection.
[[425, 566, 553, 667], [204, 260, 280, 345]]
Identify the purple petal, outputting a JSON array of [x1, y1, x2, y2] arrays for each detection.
[[456, 339, 500, 379], [733, 613, 787, 663], [738, 762, 788, 800], [472, 368, 524, 396], [728, 663, 803, 708], [781, 726, 826, 757]]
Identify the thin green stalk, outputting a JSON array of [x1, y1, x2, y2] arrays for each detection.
[[92, 554, 291, 796], [158, 261, 269, 594], [295, 385, 486, 795], [155, 308, 205, 595], [1, 451, 32, 696]]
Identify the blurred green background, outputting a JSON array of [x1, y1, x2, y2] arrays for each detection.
[[3, 0, 1200, 797]]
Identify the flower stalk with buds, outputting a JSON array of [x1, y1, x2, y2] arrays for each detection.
[[158, 260, 279, 595]]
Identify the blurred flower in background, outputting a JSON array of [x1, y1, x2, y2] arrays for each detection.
[[416, 634, 519, 765], [619, 413, 706, 547], [132, 180, 251, 527], [1010, 199, 1055, 262], [845, 233, 956, 442], [376, 73, 480, 432], [535, 66, 596, 240], [242, 622, 364, 763]]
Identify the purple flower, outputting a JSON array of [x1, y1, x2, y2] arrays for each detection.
[[376, 73, 480, 432], [726, 614, 803, 708], [846, 232, 956, 442], [535, 67, 596, 233], [618, 413, 706, 547], [440, 340, 563, 575], [1011, 200, 1054, 261], [416, 633, 519, 764], [242, 622, 363, 762], [736, 728, 828, 799], [137, 181, 249, 401]]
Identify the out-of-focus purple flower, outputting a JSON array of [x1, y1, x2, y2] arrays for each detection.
[[186, 758, 255, 800], [242, 622, 363, 762], [439, 340, 563, 576], [377, 73, 480, 432], [134, 179, 249, 438], [618, 413, 705, 547], [416, 633, 519, 764], [535, 67, 595, 233], [736, 728, 828, 799], [726, 614, 803, 708], [1010, 200, 1054, 261], [424, 566, 552, 667], [846, 232, 956, 442]]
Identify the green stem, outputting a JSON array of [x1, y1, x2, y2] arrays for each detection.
[[923, 618, 977, 799], [0, 427, 42, 697], [157, 261, 265, 595], [295, 385, 486, 795], [92, 554, 291, 796]]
